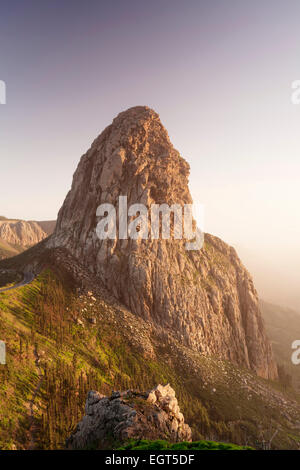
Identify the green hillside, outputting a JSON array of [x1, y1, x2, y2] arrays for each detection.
[[0, 270, 299, 450]]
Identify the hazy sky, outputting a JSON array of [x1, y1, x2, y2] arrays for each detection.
[[0, 0, 299, 310]]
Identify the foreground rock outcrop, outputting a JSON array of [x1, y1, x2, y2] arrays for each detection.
[[49, 105, 277, 379], [66, 384, 192, 449]]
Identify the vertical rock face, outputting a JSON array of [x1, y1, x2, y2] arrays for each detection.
[[50, 106, 277, 380]]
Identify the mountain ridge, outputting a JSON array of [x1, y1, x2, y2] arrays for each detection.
[[0, 217, 56, 260]]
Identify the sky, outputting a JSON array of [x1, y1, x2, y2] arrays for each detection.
[[0, 0, 299, 310]]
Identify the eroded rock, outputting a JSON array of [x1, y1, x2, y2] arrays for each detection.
[[66, 384, 192, 449]]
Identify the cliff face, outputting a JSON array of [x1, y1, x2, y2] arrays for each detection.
[[50, 106, 277, 380], [0, 218, 56, 260], [0, 220, 48, 247]]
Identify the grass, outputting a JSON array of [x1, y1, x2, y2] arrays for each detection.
[[0, 268, 299, 450], [118, 439, 253, 450]]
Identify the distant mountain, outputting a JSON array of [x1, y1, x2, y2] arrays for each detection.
[[35, 220, 56, 236], [0, 217, 56, 260], [261, 300, 300, 391]]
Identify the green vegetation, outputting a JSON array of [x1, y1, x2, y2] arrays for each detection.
[[0, 269, 299, 450], [118, 439, 253, 450]]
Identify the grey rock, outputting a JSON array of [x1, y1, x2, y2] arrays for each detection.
[[66, 384, 192, 449]]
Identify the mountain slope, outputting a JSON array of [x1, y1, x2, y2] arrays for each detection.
[[0, 217, 56, 260], [35, 220, 56, 236], [0, 260, 299, 450], [0, 238, 24, 259], [261, 300, 300, 391]]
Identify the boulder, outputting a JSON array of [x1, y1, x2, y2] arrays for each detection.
[[66, 384, 192, 449]]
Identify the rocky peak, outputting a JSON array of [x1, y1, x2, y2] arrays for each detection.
[[66, 384, 192, 449], [49, 106, 277, 380], [54, 106, 191, 238]]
